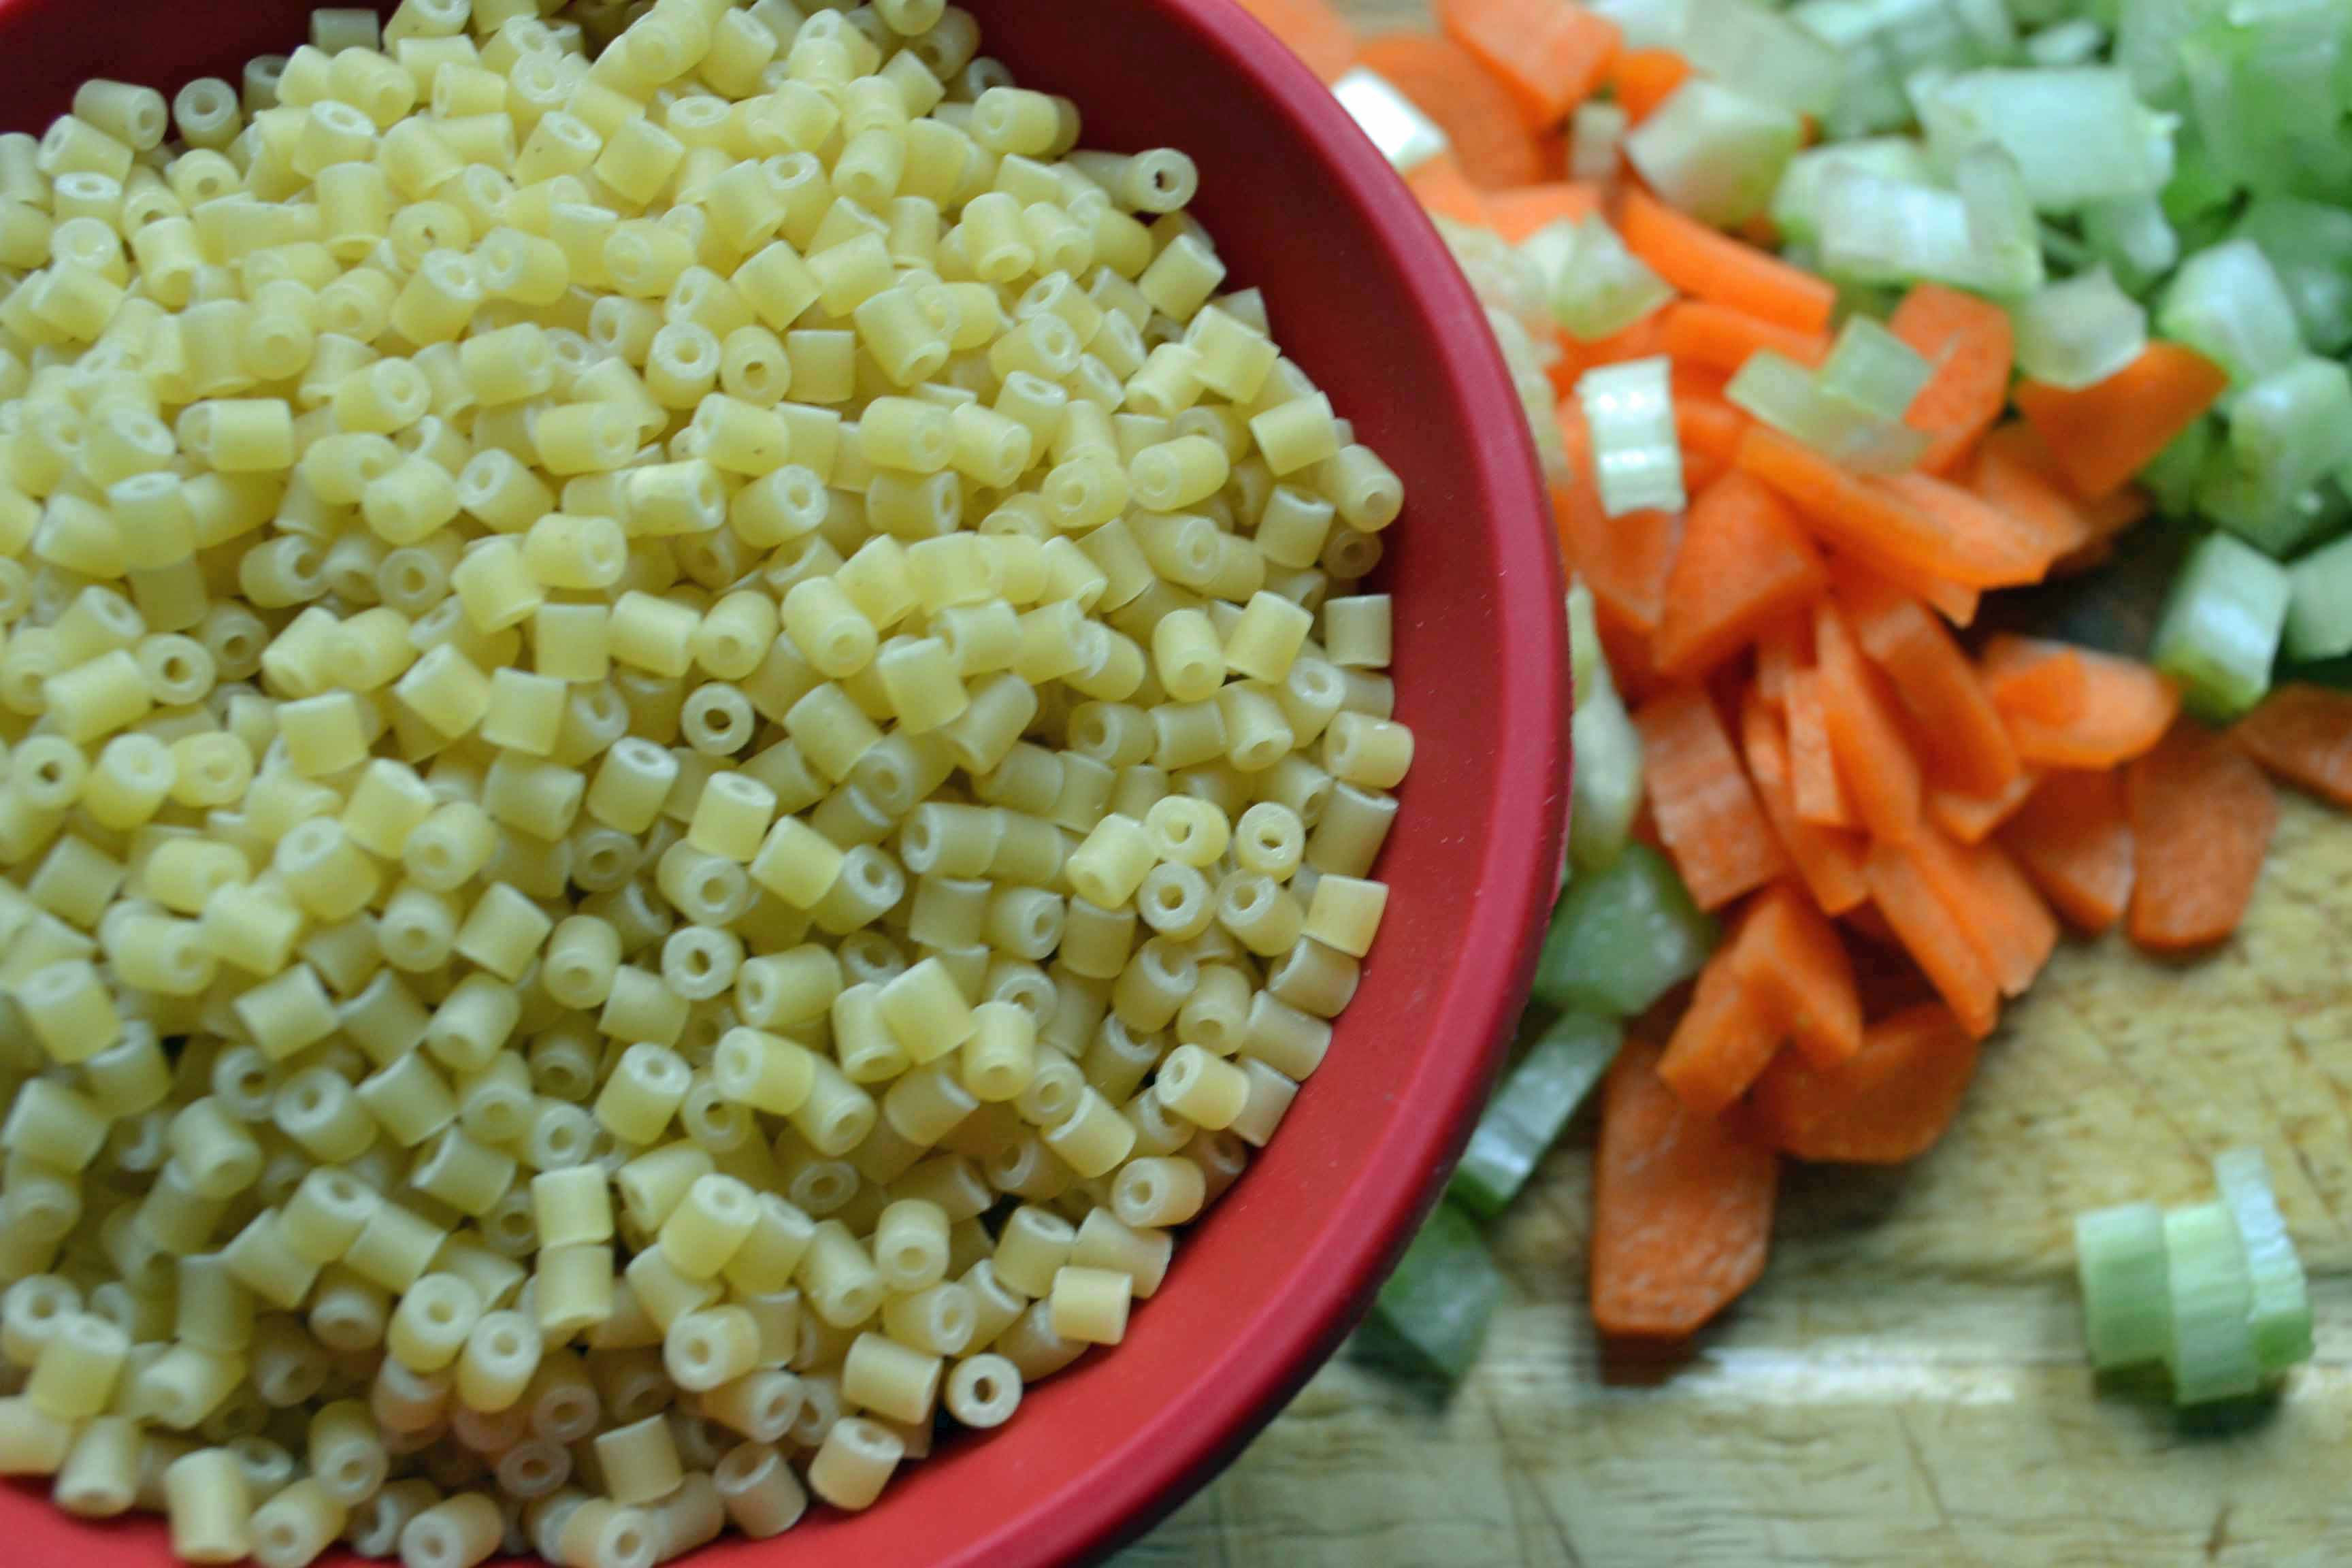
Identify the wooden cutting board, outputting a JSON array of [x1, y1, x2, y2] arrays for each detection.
[[1123, 7, 2350, 1561]]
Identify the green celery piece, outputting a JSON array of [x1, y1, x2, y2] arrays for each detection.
[[2195, 446, 2336, 557], [1531, 843, 1716, 1017], [2024, 16, 2107, 65], [2234, 197, 2352, 355], [1450, 1013, 1623, 1218], [1818, 316, 1934, 416], [1567, 583, 1646, 872], [2011, 267, 2149, 389], [2228, 357, 2352, 512], [2137, 414, 2215, 515], [1911, 67, 2174, 214], [2157, 239, 2306, 392], [2285, 533, 2352, 661], [2163, 1200, 2263, 1405], [1769, 138, 1936, 246], [1623, 78, 1803, 228], [2212, 1147, 2314, 1373], [2081, 194, 2181, 296], [2114, 0, 2227, 103], [1371, 1201, 1502, 1379], [1676, 0, 1845, 118], [2150, 531, 2291, 718], [2074, 1201, 2172, 1369]]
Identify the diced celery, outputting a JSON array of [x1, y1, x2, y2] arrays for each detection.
[[1371, 1201, 1501, 1380], [2157, 239, 2306, 391], [2137, 414, 2215, 514], [1539, 217, 1676, 344], [2025, 16, 2108, 63], [2149, 531, 2289, 718], [1568, 581, 1612, 702], [1771, 138, 1937, 246], [1588, 0, 1693, 50], [1727, 349, 1932, 471], [1450, 1013, 1623, 1218], [1912, 68, 2176, 213], [1441, 217, 1554, 349], [1816, 161, 2041, 297], [1625, 80, 1803, 227], [1576, 359, 1685, 517], [2074, 1202, 2171, 1370], [1567, 584, 1646, 872], [2176, 0, 2352, 200], [2233, 197, 2352, 355], [1570, 101, 1629, 185], [1531, 843, 1716, 1017], [2212, 1148, 2313, 1374], [2285, 534, 2352, 662], [1818, 316, 1935, 416], [2161, 1201, 2262, 1405], [2012, 267, 2149, 389], [2080, 194, 2180, 295], [1330, 68, 1450, 176], [2227, 357, 2352, 512], [2195, 459, 2335, 559], [1955, 144, 2052, 295], [1676, 0, 1846, 117], [2114, 0, 2227, 105]]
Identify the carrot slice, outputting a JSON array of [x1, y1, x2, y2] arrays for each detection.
[[1969, 423, 2098, 565], [1401, 152, 1492, 227], [1926, 770, 2038, 845], [2125, 721, 2278, 953], [1232, 0, 1358, 79], [1659, 949, 1786, 1117], [1782, 668, 1852, 828], [1899, 828, 2059, 998], [1435, 0, 1620, 127], [1874, 472, 2059, 587], [1740, 693, 1871, 915], [1981, 636, 2181, 770], [1752, 1004, 1980, 1164], [1862, 841, 2001, 1039], [1814, 599, 1923, 844], [1592, 1040, 1778, 1339], [1736, 427, 2042, 589], [2013, 341, 2230, 499], [1480, 180, 1604, 242], [1620, 190, 1835, 333], [1659, 299, 1832, 377], [1833, 564, 2021, 796], [1607, 46, 1693, 123], [1653, 470, 1828, 679], [1726, 883, 1862, 1065], [1632, 684, 1789, 911], [1354, 33, 1548, 189], [1754, 615, 1807, 708], [1840, 549, 1981, 627], [1552, 414, 1682, 633], [1997, 768, 2135, 933], [1886, 284, 2014, 476], [1676, 393, 1750, 471], [2233, 684, 2352, 808]]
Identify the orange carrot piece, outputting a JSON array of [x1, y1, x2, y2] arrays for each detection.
[[1480, 180, 1604, 242], [1579, 312, 1673, 367], [1607, 46, 1693, 124], [1653, 470, 1828, 679], [1401, 152, 1492, 226], [2233, 684, 2352, 808], [1553, 414, 1682, 633], [1875, 472, 2059, 587], [2125, 721, 2278, 953], [1836, 549, 1981, 627], [1632, 684, 1790, 910], [1232, 0, 1358, 80], [1435, 0, 1621, 128], [1752, 1004, 1980, 1164], [1620, 189, 1835, 333], [1354, 33, 1548, 189], [1659, 949, 1787, 1117], [1970, 424, 2098, 565], [1727, 883, 1862, 1065], [1981, 636, 2181, 770], [1592, 1040, 1778, 1339], [1997, 768, 2134, 933], [1900, 828, 2058, 998], [1886, 284, 2013, 476], [2013, 341, 2230, 498], [1782, 668, 1853, 828], [1813, 599, 1923, 844], [1660, 299, 1831, 377], [1736, 427, 2041, 589], [1862, 841, 2001, 1039], [1833, 565, 2021, 796], [1926, 769, 2038, 845], [1754, 615, 1807, 708], [1741, 692, 1871, 916]]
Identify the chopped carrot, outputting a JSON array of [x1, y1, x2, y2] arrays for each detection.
[[1741, 692, 1871, 915], [1620, 190, 1835, 333], [1553, 412, 1682, 633], [1886, 284, 2013, 476], [1814, 599, 1923, 845], [1401, 152, 1492, 227], [1632, 684, 1789, 910], [1752, 1004, 1980, 1164], [1652, 470, 1828, 679], [1926, 770, 2038, 845], [2013, 341, 2230, 498], [1659, 948, 1786, 1117], [2125, 720, 2278, 953], [1232, 0, 1358, 80], [1997, 768, 2135, 934], [1480, 180, 1604, 242], [1591, 1040, 1778, 1339], [1782, 668, 1852, 828], [1354, 33, 1548, 189], [1435, 0, 1621, 128], [1659, 300, 1831, 378], [1736, 427, 2044, 589], [1875, 472, 2060, 587], [1608, 47, 1693, 124], [1726, 883, 1862, 1065], [1754, 616, 1807, 708], [1862, 841, 2001, 1039], [2234, 684, 2352, 808], [1969, 424, 2098, 566], [1837, 548, 1981, 627], [1832, 564, 2021, 796], [1980, 636, 2181, 770], [1899, 828, 2059, 998]]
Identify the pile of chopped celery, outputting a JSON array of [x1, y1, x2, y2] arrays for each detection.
[[1369, 585, 1714, 1379], [2076, 1148, 2313, 1403]]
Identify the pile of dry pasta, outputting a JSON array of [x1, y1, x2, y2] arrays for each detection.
[[0, 0, 1414, 1562]]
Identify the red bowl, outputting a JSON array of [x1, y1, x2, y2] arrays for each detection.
[[0, 0, 1565, 1561]]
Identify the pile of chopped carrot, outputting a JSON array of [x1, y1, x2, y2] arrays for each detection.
[[1245, 0, 2352, 1345]]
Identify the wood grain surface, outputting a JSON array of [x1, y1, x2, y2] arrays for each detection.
[[1120, 5, 2352, 1563]]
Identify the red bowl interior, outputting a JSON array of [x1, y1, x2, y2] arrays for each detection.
[[0, 0, 1565, 1561]]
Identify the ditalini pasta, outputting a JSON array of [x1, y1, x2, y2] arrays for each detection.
[[0, 0, 1409, 1558]]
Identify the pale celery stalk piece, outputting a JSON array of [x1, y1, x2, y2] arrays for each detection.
[[2161, 1200, 2262, 1405], [1449, 1013, 1623, 1218], [1624, 79, 1804, 227], [1371, 1202, 1502, 1379], [2285, 532, 2352, 662], [2149, 530, 2289, 719], [1567, 583, 1645, 873], [1575, 358, 1685, 517], [2012, 267, 2150, 389], [2212, 1147, 2313, 1373], [2074, 1201, 2171, 1370], [1330, 67, 1449, 176]]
